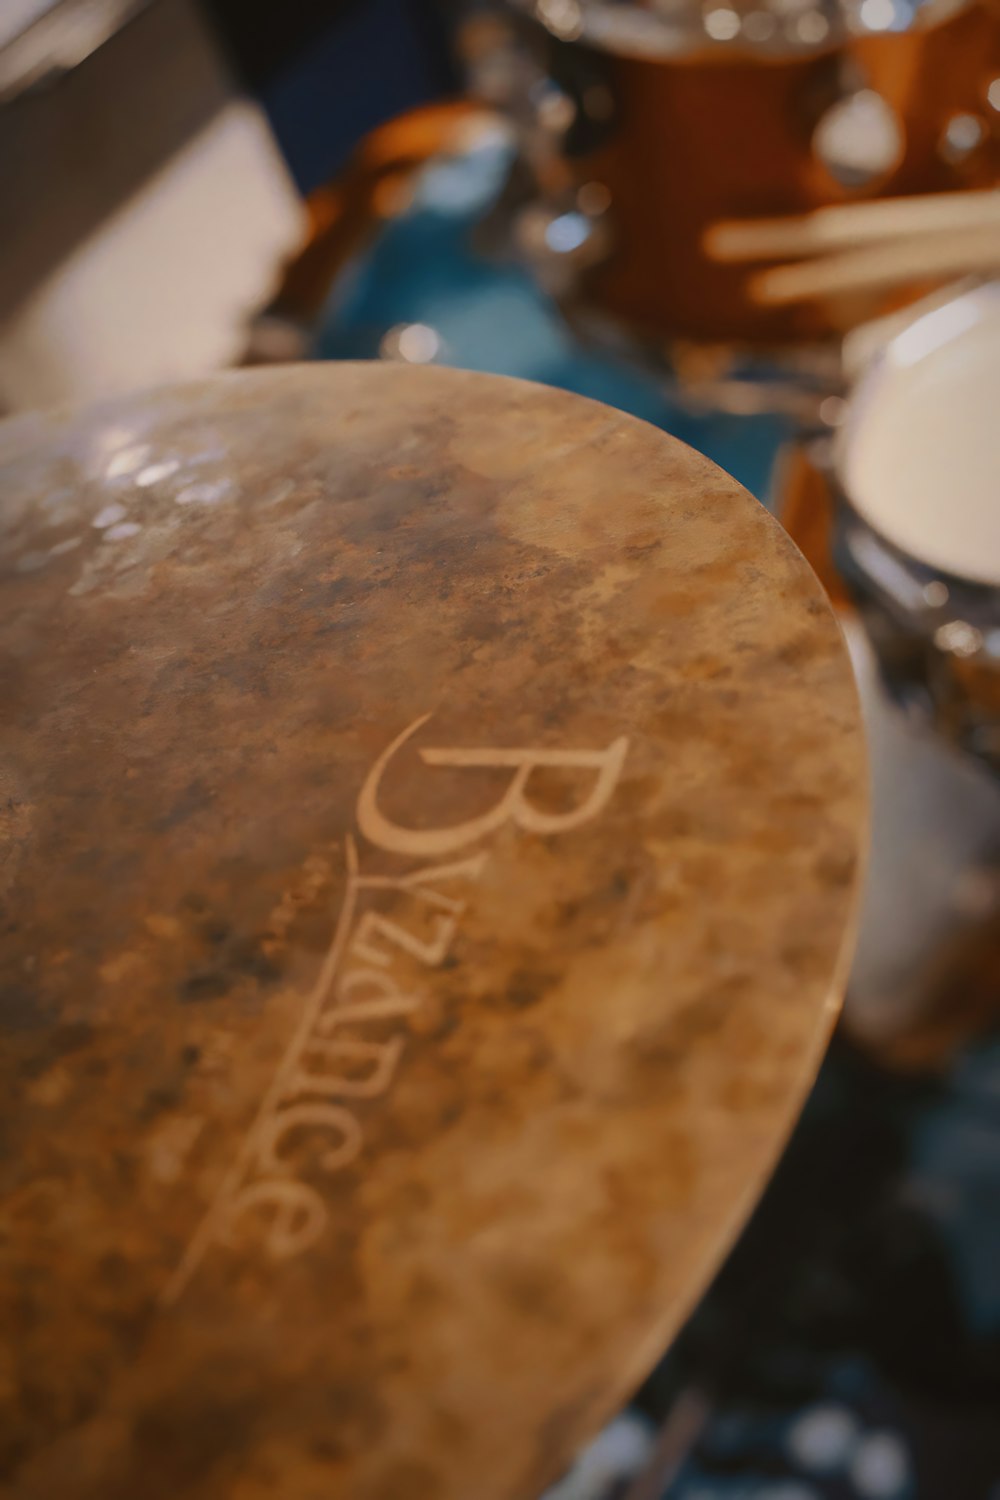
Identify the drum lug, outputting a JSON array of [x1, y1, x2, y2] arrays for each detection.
[[514, 193, 614, 293], [812, 83, 904, 189]]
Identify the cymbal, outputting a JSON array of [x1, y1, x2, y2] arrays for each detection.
[[0, 363, 865, 1500]]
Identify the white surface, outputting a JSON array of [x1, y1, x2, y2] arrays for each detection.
[[786, 1404, 860, 1473], [842, 291, 1000, 584], [541, 1412, 653, 1499], [0, 98, 304, 410], [0, 0, 58, 49], [850, 1431, 911, 1499]]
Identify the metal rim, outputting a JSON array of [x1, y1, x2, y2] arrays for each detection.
[[511, 0, 975, 62]]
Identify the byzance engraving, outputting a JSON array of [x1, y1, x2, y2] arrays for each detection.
[[163, 716, 628, 1300]]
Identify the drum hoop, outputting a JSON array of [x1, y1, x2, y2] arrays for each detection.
[[510, 0, 976, 61]]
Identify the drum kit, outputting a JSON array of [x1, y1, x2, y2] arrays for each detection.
[[490, 0, 1000, 361], [475, 0, 1000, 776], [0, 0, 998, 1495]]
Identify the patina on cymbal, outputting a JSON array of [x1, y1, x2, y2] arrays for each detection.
[[0, 363, 865, 1500]]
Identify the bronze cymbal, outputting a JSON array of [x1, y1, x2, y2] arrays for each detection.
[[0, 363, 865, 1500]]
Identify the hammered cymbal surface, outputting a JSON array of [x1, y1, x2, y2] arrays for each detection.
[[0, 363, 865, 1500]]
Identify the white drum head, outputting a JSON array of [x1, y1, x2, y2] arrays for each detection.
[[840, 283, 1000, 587]]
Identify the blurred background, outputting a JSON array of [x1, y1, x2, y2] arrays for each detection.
[[2, 1, 999, 1495]]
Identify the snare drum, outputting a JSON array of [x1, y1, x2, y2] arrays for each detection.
[[491, 0, 1000, 357], [832, 280, 1000, 768]]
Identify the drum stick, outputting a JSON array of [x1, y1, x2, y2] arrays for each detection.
[[704, 190, 1000, 263], [621, 1389, 712, 1500], [748, 225, 1000, 305]]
